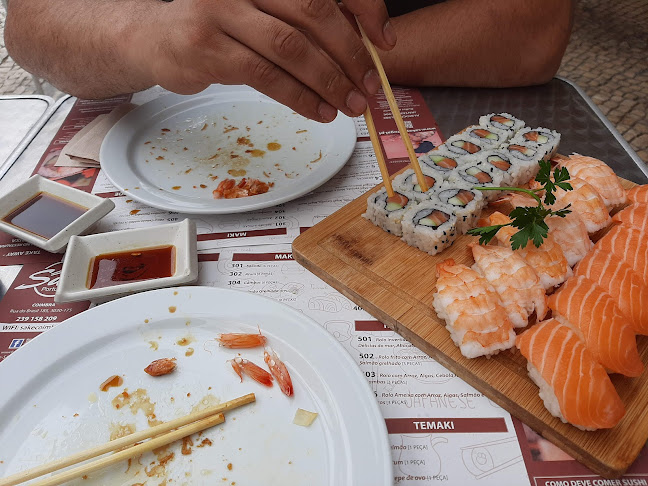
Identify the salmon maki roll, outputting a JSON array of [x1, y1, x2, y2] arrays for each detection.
[[557, 154, 627, 209], [552, 177, 611, 234], [548, 275, 643, 377], [596, 225, 648, 286], [516, 318, 625, 430], [432, 259, 516, 359], [488, 211, 572, 290], [470, 244, 548, 328], [612, 203, 648, 233], [575, 248, 648, 335], [627, 185, 648, 204]]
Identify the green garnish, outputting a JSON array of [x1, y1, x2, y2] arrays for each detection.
[[466, 160, 573, 249]]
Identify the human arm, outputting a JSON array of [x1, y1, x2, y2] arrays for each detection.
[[379, 0, 574, 87], [3, 0, 396, 121]]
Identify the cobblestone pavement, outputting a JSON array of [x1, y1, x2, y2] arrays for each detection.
[[1, 1, 646, 162]]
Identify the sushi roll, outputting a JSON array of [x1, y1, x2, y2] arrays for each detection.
[[435, 182, 486, 233], [499, 143, 543, 180], [510, 127, 561, 159], [463, 125, 509, 148], [392, 166, 445, 201], [401, 200, 458, 255], [475, 149, 526, 187], [433, 259, 516, 358], [418, 148, 461, 178], [479, 113, 525, 138], [363, 188, 418, 236], [446, 161, 505, 201], [516, 317, 625, 430], [442, 133, 487, 157]]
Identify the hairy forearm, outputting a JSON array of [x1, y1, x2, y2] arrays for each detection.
[[4, 0, 160, 98], [380, 0, 574, 87]]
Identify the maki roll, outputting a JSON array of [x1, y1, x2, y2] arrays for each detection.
[[463, 125, 509, 148], [476, 149, 528, 187], [364, 188, 418, 236], [435, 183, 486, 233], [446, 162, 505, 201], [499, 143, 543, 180], [393, 166, 445, 201], [418, 148, 461, 178], [442, 133, 486, 157], [479, 113, 525, 138], [511, 127, 561, 159], [401, 201, 458, 255]]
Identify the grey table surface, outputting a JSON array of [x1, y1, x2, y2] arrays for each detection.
[[0, 95, 53, 177], [1, 78, 646, 299]]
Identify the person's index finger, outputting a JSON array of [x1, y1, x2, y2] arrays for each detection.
[[342, 0, 395, 50]]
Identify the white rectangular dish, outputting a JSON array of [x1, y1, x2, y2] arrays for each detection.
[[55, 219, 198, 303], [0, 175, 115, 253]]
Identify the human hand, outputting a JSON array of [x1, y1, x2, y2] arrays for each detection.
[[130, 0, 396, 122]]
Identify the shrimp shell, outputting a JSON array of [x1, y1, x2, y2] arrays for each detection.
[[229, 357, 273, 387], [264, 349, 294, 397]]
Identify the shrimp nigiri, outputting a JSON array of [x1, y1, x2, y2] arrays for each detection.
[[575, 248, 648, 335], [557, 154, 627, 209], [264, 348, 294, 397], [229, 357, 274, 386], [611, 203, 648, 233], [596, 225, 648, 285], [516, 318, 625, 430], [487, 211, 572, 290], [626, 185, 648, 204], [548, 275, 643, 377], [470, 243, 547, 328], [432, 259, 515, 358], [552, 177, 611, 234]]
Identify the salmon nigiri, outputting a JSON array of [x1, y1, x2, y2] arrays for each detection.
[[552, 177, 611, 234], [432, 259, 515, 359], [575, 248, 648, 335], [470, 243, 547, 328], [611, 203, 648, 233], [558, 154, 627, 209], [488, 211, 572, 290], [516, 318, 625, 430], [627, 185, 648, 204], [596, 225, 648, 286], [548, 275, 643, 377]]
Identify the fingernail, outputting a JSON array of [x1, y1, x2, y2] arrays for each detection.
[[383, 20, 397, 47], [346, 90, 367, 115], [318, 101, 337, 122], [363, 70, 381, 95]]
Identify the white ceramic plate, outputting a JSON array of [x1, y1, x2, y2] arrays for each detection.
[[0, 287, 391, 486], [100, 85, 357, 214]]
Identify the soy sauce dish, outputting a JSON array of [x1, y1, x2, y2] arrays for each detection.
[[0, 175, 115, 253], [55, 219, 198, 303]]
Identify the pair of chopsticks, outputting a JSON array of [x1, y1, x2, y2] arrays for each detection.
[[0, 393, 255, 486], [356, 21, 428, 196]]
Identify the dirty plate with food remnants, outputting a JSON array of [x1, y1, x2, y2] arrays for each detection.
[[0, 286, 391, 485], [99, 85, 357, 214]]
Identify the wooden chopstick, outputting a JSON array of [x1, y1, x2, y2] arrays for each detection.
[[0, 393, 254, 486], [30, 414, 225, 486], [364, 106, 394, 197], [356, 19, 429, 193]]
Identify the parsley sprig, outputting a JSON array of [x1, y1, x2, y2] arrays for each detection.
[[466, 160, 573, 250]]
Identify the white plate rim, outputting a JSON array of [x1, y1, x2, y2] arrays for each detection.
[[0, 286, 392, 485], [99, 85, 357, 214]]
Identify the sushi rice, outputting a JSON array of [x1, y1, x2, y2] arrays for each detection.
[[510, 127, 561, 160], [442, 133, 488, 157], [475, 148, 527, 187], [364, 188, 418, 236], [401, 200, 458, 255], [418, 148, 462, 178], [479, 112, 525, 137], [435, 182, 486, 233], [499, 142, 544, 181], [463, 125, 509, 148], [392, 166, 445, 201], [445, 161, 506, 201]]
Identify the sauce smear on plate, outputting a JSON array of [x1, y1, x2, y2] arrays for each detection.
[[88, 245, 175, 289], [3, 192, 88, 239]]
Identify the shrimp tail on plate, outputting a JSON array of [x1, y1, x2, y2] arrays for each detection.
[[228, 357, 274, 387], [217, 328, 267, 349], [264, 348, 294, 397]]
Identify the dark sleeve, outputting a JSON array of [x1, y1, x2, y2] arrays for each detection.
[[385, 0, 446, 18]]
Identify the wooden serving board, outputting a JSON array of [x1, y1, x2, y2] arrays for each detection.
[[292, 176, 645, 479]]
